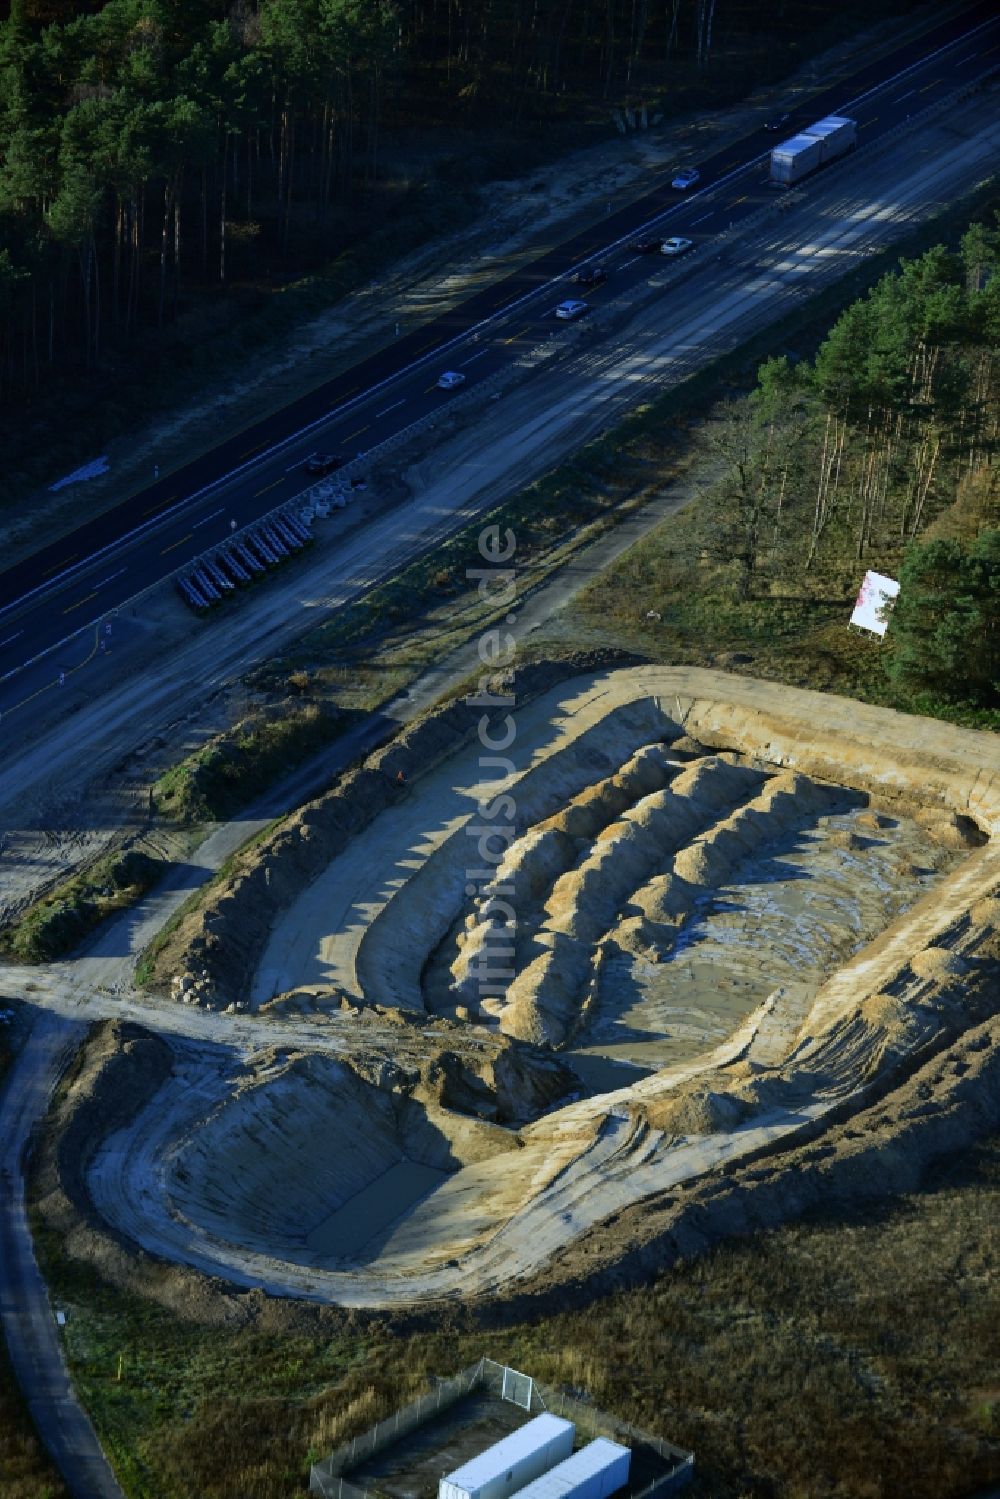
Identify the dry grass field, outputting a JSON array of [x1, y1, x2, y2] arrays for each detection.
[[36, 1127, 999, 1499]]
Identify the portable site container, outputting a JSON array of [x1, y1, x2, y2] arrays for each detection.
[[803, 115, 857, 163], [507, 1439, 632, 1499], [439, 1415, 576, 1499]]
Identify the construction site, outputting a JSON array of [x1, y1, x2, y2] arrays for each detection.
[[48, 662, 997, 1310]]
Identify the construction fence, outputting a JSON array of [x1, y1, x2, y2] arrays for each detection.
[[309, 1358, 692, 1499]]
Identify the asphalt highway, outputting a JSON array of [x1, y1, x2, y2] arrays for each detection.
[[0, 0, 997, 721]]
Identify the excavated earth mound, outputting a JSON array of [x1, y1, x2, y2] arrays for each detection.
[[90, 666, 1000, 1306]]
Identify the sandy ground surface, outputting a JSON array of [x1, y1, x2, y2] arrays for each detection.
[[566, 805, 957, 1068], [62, 665, 1000, 1306]]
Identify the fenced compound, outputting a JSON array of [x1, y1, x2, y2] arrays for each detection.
[[309, 1358, 693, 1499]]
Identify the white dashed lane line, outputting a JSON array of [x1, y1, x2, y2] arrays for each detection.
[[192, 507, 226, 529]]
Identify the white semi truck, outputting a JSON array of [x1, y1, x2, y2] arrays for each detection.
[[769, 114, 858, 185]]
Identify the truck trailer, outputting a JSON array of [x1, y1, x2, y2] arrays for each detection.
[[439, 1416, 576, 1499], [507, 1439, 631, 1499], [770, 114, 857, 185]]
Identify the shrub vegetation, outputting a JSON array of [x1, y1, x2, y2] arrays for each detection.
[[0, 848, 162, 964]]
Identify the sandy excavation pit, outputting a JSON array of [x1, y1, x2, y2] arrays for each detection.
[[87, 667, 1000, 1305], [156, 1045, 575, 1273]]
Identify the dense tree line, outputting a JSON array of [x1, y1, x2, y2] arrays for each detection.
[[705, 224, 1000, 709], [0, 0, 400, 385], [0, 0, 901, 401]]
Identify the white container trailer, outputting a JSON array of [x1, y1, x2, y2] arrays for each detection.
[[439, 1416, 576, 1499], [769, 131, 824, 184], [508, 1439, 632, 1499], [805, 115, 857, 164], [770, 115, 857, 184]]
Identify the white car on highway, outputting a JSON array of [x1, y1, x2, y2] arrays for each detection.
[[660, 236, 694, 257], [437, 370, 466, 390], [671, 167, 701, 190], [555, 299, 588, 320]]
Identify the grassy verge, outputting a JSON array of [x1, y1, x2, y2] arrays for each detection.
[[32, 1132, 1000, 1499], [0, 849, 163, 966], [152, 699, 344, 826]]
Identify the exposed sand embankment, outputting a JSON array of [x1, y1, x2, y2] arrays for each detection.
[[74, 667, 998, 1308]]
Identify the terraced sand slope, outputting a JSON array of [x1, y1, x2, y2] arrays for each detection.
[[90, 668, 1000, 1305]]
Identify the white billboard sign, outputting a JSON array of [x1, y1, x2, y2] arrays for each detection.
[[850, 570, 900, 637]]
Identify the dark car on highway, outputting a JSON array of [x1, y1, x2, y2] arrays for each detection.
[[573, 265, 607, 287], [764, 112, 791, 132], [304, 452, 344, 476], [630, 239, 661, 254]]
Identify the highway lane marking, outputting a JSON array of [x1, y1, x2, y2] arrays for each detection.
[[1, 621, 105, 720], [459, 350, 490, 368], [0, 631, 23, 648], [62, 589, 99, 616], [143, 495, 177, 517], [896, 87, 918, 101], [240, 441, 265, 459], [689, 212, 712, 225], [342, 425, 370, 443], [160, 531, 194, 555], [503, 326, 532, 345], [97, 568, 127, 587], [375, 399, 406, 416], [41, 554, 78, 578], [192, 507, 226, 530], [866, 115, 879, 126], [919, 80, 939, 92], [253, 479, 284, 498], [731, 195, 747, 206], [618, 256, 641, 270]]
